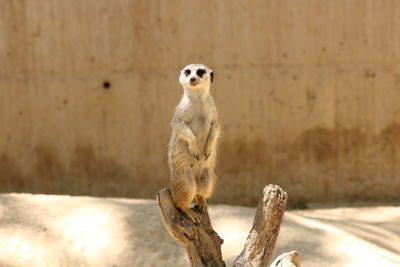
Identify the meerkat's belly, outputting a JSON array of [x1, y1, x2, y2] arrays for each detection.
[[188, 114, 211, 148], [171, 114, 211, 178]]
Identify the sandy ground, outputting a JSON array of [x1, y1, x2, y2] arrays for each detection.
[[0, 194, 399, 267]]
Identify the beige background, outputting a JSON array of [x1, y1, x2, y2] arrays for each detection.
[[1, 0, 400, 206]]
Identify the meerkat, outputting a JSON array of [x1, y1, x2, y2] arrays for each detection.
[[168, 64, 220, 223]]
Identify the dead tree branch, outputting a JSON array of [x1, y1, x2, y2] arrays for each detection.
[[157, 185, 300, 267], [234, 185, 288, 266], [157, 188, 225, 267]]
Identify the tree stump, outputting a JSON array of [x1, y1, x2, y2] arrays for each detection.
[[157, 185, 300, 267], [157, 188, 225, 266]]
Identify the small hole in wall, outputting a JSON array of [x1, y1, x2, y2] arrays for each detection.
[[103, 81, 111, 90]]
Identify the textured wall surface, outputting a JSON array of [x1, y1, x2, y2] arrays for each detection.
[[1, 0, 400, 206]]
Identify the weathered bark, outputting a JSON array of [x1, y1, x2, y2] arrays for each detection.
[[157, 185, 299, 267], [234, 185, 288, 267], [157, 188, 225, 267]]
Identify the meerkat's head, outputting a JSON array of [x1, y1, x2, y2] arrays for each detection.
[[179, 64, 214, 92]]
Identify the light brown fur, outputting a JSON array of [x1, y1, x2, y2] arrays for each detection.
[[168, 64, 220, 222]]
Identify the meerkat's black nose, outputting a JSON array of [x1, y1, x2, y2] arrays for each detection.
[[190, 77, 196, 82]]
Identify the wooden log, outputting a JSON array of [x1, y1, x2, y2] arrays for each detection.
[[157, 188, 225, 267], [157, 185, 298, 267], [234, 185, 288, 267]]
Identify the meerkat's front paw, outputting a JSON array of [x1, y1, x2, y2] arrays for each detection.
[[204, 146, 212, 160], [188, 142, 200, 161]]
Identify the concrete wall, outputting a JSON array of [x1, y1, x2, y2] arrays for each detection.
[[1, 0, 400, 206]]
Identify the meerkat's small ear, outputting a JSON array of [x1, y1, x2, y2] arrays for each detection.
[[210, 71, 214, 83]]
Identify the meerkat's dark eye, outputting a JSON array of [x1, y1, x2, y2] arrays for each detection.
[[196, 69, 206, 78], [184, 69, 191, 76]]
